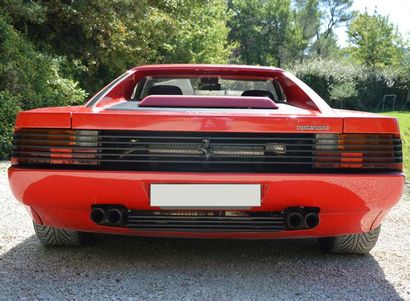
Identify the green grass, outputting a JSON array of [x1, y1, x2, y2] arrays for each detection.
[[382, 111, 410, 175]]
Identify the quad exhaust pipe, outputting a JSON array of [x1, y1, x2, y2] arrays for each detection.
[[106, 208, 124, 225], [90, 206, 126, 226], [304, 212, 320, 229], [286, 212, 304, 230], [90, 208, 106, 224], [285, 208, 319, 230], [91, 205, 318, 230]]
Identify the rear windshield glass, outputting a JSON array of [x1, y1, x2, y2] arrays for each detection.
[[132, 76, 283, 101]]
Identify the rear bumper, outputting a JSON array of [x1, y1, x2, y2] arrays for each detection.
[[8, 167, 404, 239]]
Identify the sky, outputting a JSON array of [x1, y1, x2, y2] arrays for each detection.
[[335, 0, 410, 47]]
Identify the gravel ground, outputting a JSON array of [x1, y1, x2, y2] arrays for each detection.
[[1, 161, 409, 301]]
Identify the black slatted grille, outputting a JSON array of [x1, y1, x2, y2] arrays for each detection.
[[126, 211, 286, 232], [99, 131, 315, 172], [12, 129, 402, 172]]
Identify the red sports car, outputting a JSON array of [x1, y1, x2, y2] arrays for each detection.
[[8, 64, 404, 253]]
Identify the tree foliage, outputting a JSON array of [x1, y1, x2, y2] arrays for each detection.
[[348, 12, 406, 68], [0, 91, 21, 158], [313, 0, 353, 56], [0, 13, 88, 159], [228, 0, 304, 66], [0, 13, 87, 109], [9, 0, 232, 93], [294, 0, 321, 61], [228, 0, 354, 65]]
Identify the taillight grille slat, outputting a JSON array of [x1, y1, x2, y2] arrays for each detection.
[[11, 151, 402, 161], [12, 129, 402, 172]]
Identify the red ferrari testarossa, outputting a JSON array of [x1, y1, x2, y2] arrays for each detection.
[[8, 64, 404, 253]]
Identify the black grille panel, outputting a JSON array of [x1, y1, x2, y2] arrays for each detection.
[[126, 211, 286, 232], [99, 131, 315, 172]]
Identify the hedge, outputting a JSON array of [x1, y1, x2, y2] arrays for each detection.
[[289, 59, 410, 111]]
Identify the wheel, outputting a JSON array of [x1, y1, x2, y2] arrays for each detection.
[[33, 222, 85, 247], [319, 226, 381, 254]]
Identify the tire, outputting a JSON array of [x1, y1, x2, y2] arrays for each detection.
[[33, 222, 85, 247], [319, 226, 381, 254]]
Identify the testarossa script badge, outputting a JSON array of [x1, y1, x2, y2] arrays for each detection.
[[297, 125, 330, 131]]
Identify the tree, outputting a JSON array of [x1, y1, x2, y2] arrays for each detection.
[[314, 0, 353, 57], [294, 0, 321, 62], [152, 0, 232, 64], [228, 0, 303, 66], [347, 12, 405, 68], [3, 0, 232, 94], [310, 30, 341, 59], [0, 14, 86, 109], [227, 0, 349, 65], [0, 12, 87, 159]]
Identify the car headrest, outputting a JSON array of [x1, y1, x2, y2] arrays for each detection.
[[147, 85, 183, 96], [241, 90, 275, 100]]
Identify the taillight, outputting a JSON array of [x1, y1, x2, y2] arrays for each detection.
[[315, 133, 402, 171], [12, 129, 99, 165]]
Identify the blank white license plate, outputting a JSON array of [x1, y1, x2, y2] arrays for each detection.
[[150, 184, 261, 208]]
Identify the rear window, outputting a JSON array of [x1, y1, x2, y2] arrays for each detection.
[[132, 76, 285, 102]]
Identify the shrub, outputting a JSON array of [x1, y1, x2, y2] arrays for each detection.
[[0, 17, 87, 110], [0, 15, 87, 158], [0, 91, 21, 159], [288, 59, 410, 111]]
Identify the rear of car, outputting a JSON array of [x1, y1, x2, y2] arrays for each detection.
[[8, 65, 404, 253]]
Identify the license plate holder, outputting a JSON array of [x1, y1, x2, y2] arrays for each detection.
[[150, 184, 261, 209]]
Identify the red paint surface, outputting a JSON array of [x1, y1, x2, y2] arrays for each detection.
[[71, 110, 344, 133]]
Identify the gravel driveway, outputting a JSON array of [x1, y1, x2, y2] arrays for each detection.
[[1, 161, 409, 301]]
